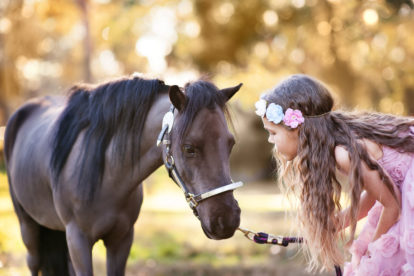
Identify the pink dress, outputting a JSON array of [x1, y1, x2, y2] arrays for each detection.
[[344, 142, 414, 275]]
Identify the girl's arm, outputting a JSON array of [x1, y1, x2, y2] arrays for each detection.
[[335, 145, 401, 241], [360, 161, 400, 241], [338, 191, 376, 229]]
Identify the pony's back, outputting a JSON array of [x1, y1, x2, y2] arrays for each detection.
[[4, 97, 71, 276], [4, 100, 42, 163]]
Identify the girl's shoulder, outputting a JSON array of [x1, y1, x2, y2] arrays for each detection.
[[334, 139, 383, 174], [361, 139, 383, 161]]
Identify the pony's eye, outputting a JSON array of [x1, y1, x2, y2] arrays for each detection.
[[183, 144, 196, 157]]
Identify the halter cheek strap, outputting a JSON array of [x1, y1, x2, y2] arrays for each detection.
[[157, 105, 243, 218]]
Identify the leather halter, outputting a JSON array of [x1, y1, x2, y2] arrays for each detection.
[[157, 105, 243, 218]]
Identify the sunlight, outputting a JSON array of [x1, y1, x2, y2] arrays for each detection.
[[0, 18, 11, 34], [269, 0, 290, 9], [363, 9, 379, 26], [317, 21, 332, 36], [177, 0, 193, 17], [183, 21, 200, 38], [38, 38, 55, 54], [0, 126, 5, 141], [163, 69, 199, 87], [289, 48, 305, 64], [291, 0, 306, 9], [272, 35, 287, 50], [101, 26, 110, 41], [97, 50, 122, 76], [92, 0, 111, 4], [382, 67, 394, 80], [2, 0, 414, 274], [254, 42, 270, 59], [372, 32, 388, 50], [136, 35, 171, 73], [389, 47, 405, 63], [135, 6, 177, 74], [263, 10, 279, 27], [213, 2, 234, 24]]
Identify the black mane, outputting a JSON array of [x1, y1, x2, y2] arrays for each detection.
[[50, 76, 166, 201]]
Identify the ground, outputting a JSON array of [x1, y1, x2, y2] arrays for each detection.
[[0, 169, 332, 276]]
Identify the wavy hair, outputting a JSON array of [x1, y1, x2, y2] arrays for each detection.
[[263, 74, 414, 271]]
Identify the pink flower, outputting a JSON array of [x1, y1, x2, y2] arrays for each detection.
[[367, 203, 383, 227], [350, 239, 368, 258], [389, 166, 404, 186], [403, 229, 414, 255], [378, 233, 399, 258], [356, 256, 379, 276], [379, 268, 396, 276], [350, 239, 368, 268], [407, 186, 414, 209], [343, 262, 355, 276], [402, 264, 414, 276], [283, 108, 304, 128]]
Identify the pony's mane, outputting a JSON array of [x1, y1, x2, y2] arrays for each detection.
[[50, 76, 166, 201], [176, 80, 229, 140]]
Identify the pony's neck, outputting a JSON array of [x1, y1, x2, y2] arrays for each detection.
[[130, 92, 172, 183]]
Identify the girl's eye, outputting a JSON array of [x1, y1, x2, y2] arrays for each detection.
[[183, 144, 197, 157]]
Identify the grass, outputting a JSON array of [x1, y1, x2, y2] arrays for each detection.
[[0, 168, 329, 275]]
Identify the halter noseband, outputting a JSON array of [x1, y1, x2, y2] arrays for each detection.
[[157, 105, 243, 218]]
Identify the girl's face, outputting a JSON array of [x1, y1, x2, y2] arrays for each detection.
[[262, 117, 299, 161]]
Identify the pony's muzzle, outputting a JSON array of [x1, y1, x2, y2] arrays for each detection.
[[199, 195, 241, 240]]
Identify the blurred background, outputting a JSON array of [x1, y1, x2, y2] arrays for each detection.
[[0, 0, 413, 275]]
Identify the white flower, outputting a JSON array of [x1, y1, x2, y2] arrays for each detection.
[[255, 99, 267, 117], [266, 103, 284, 124]]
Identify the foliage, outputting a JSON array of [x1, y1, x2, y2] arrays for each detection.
[[0, 0, 414, 125]]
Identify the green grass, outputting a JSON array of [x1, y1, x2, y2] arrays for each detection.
[[0, 169, 327, 275]]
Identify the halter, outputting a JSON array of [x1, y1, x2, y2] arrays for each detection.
[[157, 105, 244, 218]]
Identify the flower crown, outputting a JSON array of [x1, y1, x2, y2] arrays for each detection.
[[255, 99, 304, 129]]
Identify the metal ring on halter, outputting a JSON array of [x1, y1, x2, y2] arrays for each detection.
[[165, 155, 174, 169], [186, 194, 199, 208]]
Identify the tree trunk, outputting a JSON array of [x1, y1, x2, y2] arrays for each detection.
[[404, 86, 414, 116], [76, 0, 92, 82]]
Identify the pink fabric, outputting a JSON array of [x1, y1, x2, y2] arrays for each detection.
[[344, 130, 414, 275]]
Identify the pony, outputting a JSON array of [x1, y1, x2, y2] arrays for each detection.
[[4, 75, 243, 276]]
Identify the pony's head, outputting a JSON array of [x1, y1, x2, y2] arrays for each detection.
[[166, 80, 242, 239]]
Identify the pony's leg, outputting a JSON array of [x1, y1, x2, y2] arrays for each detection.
[[65, 222, 93, 276], [19, 214, 40, 276], [10, 197, 41, 276], [104, 227, 134, 276], [68, 256, 76, 276]]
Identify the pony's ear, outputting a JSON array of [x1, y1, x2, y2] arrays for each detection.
[[169, 85, 187, 111], [220, 83, 243, 101]]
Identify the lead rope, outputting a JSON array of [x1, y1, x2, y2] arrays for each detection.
[[237, 228, 342, 276]]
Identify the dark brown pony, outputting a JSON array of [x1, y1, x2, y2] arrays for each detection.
[[4, 75, 242, 276]]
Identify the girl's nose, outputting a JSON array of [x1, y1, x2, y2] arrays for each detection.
[[268, 136, 274, 144]]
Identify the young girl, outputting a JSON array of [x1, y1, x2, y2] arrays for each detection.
[[255, 74, 414, 275]]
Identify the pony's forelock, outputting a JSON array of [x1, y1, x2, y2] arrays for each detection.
[[176, 80, 228, 141]]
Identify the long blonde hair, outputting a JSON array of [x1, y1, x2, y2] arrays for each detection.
[[264, 75, 414, 271]]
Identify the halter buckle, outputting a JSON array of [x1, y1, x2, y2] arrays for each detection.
[[186, 194, 199, 208]]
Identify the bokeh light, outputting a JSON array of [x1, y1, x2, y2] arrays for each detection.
[[363, 9, 379, 26], [263, 10, 279, 26]]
